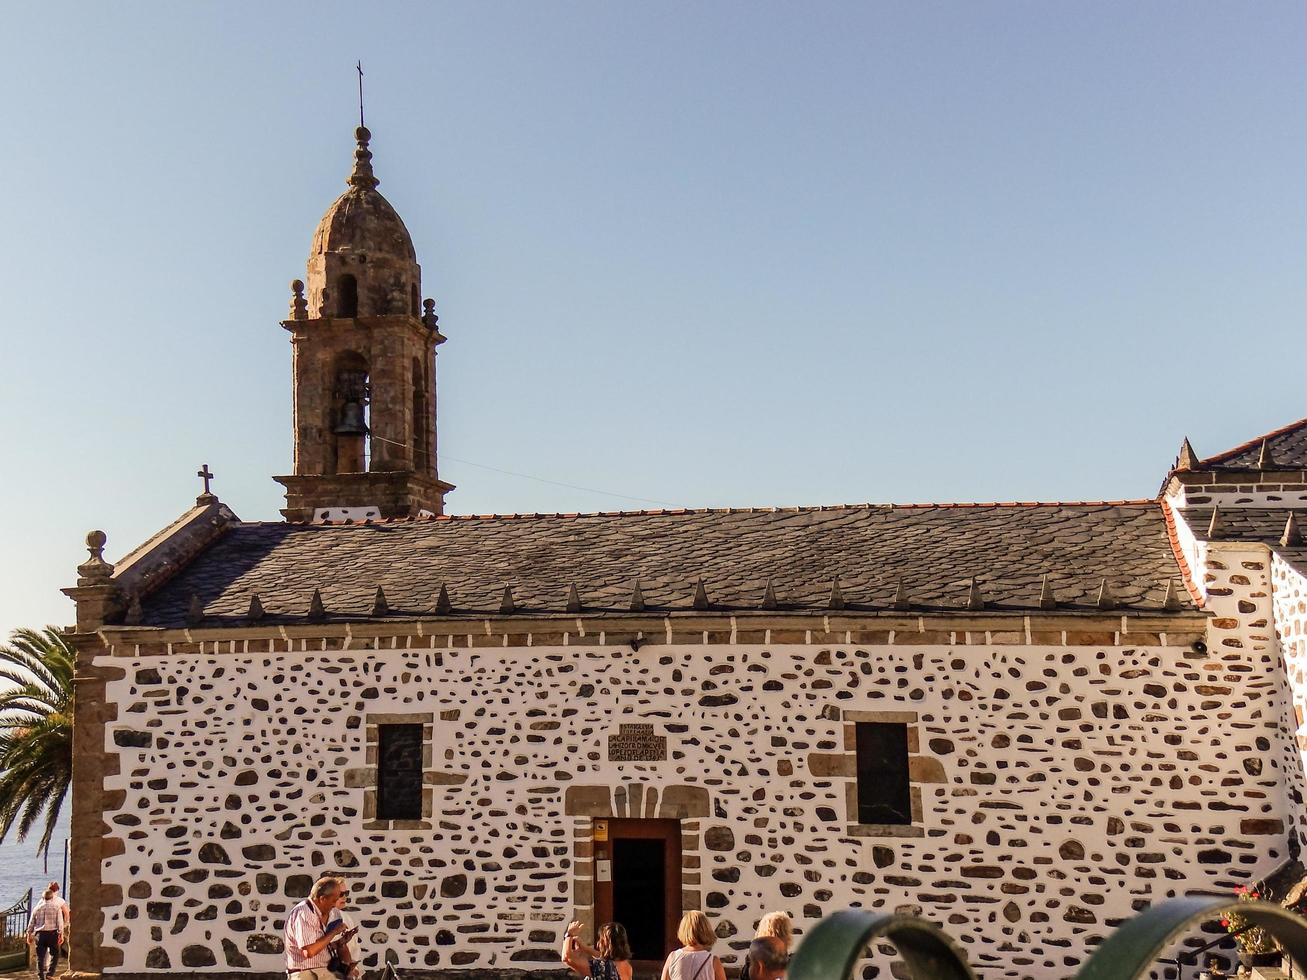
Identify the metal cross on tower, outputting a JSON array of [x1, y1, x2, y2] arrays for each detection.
[[357, 61, 365, 128]]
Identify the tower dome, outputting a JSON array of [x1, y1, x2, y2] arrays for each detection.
[[305, 127, 422, 319]]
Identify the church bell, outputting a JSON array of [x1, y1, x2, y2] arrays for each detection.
[[334, 400, 368, 436]]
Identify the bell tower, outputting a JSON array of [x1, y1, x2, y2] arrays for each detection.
[[275, 126, 454, 522]]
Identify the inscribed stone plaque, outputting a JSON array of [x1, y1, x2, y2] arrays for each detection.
[[607, 723, 667, 762]]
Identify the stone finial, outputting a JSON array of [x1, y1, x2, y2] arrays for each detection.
[[1162, 579, 1183, 612], [566, 583, 582, 614], [1206, 505, 1224, 539], [828, 577, 845, 611], [186, 594, 204, 626], [499, 585, 516, 615], [1282, 512, 1302, 547], [422, 298, 439, 330], [761, 578, 779, 610], [347, 126, 379, 190], [892, 576, 910, 610], [434, 584, 452, 615], [76, 529, 114, 585], [1176, 438, 1201, 472], [290, 279, 308, 320], [1257, 438, 1275, 470], [307, 588, 326, 622], [247, 594, 266, 621], [629, 580, 646, 613], [1096, 579, 1118, 611], [965, 577, 984, 611], [692, 579, 710, 611], [1038, 575, 1057, 610], [124, 592, 143, 625], [370, 586, 389, 617]]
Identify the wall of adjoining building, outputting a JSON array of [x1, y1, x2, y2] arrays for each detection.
[[1272, 553, 1307, 839], [93, 629, 1295, 980], [1169, 489, 1307, 857], [1168, 475, 1307, 510]]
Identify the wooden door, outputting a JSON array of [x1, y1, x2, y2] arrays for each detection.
[[593, 817, 683, 966]]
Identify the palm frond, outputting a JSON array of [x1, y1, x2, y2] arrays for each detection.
[[0, 626, 73, 856]]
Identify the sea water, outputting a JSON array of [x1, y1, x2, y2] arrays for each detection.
[[0, 812, 71, 911]]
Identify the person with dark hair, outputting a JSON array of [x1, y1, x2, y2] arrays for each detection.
[[561, 919, 633, 980], [741, 937, 788, 980]]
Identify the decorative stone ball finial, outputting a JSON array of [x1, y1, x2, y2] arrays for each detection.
[[421, 298, 439, 330], [290, 279, 308, 320], [348, 126, 379, 190], [77, 529, 114, 585]]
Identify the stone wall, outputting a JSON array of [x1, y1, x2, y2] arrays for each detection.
[[92, 629, 1295, 980], [1272, 552, 1307, 835], [1169, 494, 1307, 856], [1167, 472, 1307, 510]]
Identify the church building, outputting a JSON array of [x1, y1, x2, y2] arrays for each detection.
[[62, 125, 1307, 980]]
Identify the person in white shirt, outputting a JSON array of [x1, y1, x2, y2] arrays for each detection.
[[284, 877, 356, 980], [327, 878, 361, 980], [27, 886, 64, 980]]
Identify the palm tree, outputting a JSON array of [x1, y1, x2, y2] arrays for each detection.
[[0, 627, 74, 856]]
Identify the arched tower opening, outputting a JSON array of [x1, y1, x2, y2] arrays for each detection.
[[331, 351, 370, 475], [412, 357, 429, 472], [337, 274, 359, 317]]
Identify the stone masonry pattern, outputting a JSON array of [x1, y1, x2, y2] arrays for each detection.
[[95, 631, 1294, 980]]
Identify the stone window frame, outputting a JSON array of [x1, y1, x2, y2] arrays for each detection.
[[347, 712, 467, 831], [808, 709, 943, 839]]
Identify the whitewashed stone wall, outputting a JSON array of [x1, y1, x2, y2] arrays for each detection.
[[1272, 553, 1307, 820], [1168, 480, 1307, 510], [1170, 498, 1307, 855], [95, 633, 1295, 980]]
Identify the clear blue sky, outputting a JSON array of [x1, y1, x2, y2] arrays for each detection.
[[1, 2, 1304, 639]]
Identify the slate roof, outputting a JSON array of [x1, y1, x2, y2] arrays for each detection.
[[1183, 506, 1307, 577], [130, 502, 1194, 627], [1202, 417, 1307, 469]]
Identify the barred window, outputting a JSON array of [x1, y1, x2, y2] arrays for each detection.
[[855, 722, 911, 825], [377, 724, 423, 820]]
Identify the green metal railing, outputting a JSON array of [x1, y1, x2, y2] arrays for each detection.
[[787, 897, 1307, 980], [0, 888, 32, 971]]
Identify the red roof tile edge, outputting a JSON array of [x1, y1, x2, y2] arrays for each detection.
[[280, 499, 1160, 526], [1161, 497, 1205, 609], [1202, 416, 1307, 466]]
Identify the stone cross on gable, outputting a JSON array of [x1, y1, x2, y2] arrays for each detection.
[[196, 464, 216, 503]]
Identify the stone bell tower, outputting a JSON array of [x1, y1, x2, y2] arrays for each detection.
[[275, 126, 454, 522]]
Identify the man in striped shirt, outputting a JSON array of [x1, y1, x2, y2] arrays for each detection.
[[27, 886, 65, 980], [284, 877, 356, 980]]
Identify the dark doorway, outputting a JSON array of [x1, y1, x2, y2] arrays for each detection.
[[613, 839, 666, 961], [594, 818, 682, 968]]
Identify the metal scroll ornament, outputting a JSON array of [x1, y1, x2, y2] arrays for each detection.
[[786, 897, 1307, 980]]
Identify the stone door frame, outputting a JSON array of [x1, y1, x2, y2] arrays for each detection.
[[564, 784, 709, 940]]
